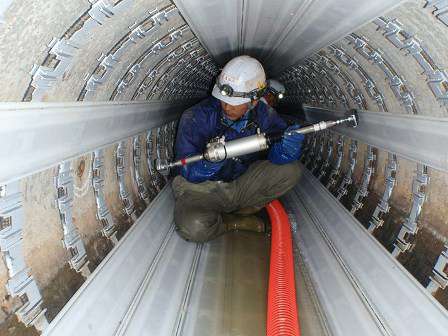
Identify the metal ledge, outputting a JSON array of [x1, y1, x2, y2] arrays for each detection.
[[44, 185, 176, 335], [283, 166, 448, 335], [0, 100, 194, 184], [303, 105, 448, 172], [44, 184, 270, 336]]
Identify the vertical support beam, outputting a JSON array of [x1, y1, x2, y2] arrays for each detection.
[[167, 121, 177, 162], [317, 132, 333, 180], [156, 127, 168, 184], [310, 132, 326, 174], [55, 162, 90, 277], [427, 244, 448, 294], [326, 135, 344, 189], [392, 164, 430, 257], [92, 150, 118, 244], [132, 136, 151, 205], [351, 146, 376, 214], [300, 135, 313, 162], [335, 139, 358, 200], [146, 129, 163, 192], [116, 142, 136, 220], [368, 153, 398, 232], [162, 123, 173, 164], [0, 182, 48, 331], [303, 134, 319, 167]]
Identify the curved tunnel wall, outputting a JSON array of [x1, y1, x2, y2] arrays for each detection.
[[280, 0, 448, 314], [0, 0, 448, 334], [0, 0, 219, 332]]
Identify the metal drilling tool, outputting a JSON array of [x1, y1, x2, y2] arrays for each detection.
[[156, 109, 359, 174]]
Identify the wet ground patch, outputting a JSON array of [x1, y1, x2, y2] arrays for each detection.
[[115, 213, 133, 241], [373, 204, 407, 252], [398, 226, 445, 287], [85, 235, 114, 272], [434, 288, 448, 311], [41, 264, 85, 322], [0, 315, 38, 336], [354, 192, 380, 230]]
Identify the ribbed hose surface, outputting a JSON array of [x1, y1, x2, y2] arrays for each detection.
[[266, 200, 301, 336]]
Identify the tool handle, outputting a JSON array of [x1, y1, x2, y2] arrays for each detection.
[[267, 122, 327, 144]]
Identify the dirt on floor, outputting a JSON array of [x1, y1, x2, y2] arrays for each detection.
[[114, 212, 133, 241], [85, 235, 114, 272], [353, 192, 381, 230], [40, 264, 85, 323], [372, 202, 407, 253], [0, 315, 39, 336], [434, 287, 448, 311], [397, 226, 446, 288]]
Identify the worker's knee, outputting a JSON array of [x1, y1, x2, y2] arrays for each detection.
[[174, 205, 220, 243], [276, 161, 302, 190]]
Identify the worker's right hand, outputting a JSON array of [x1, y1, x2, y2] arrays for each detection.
[[181, 159, 225, 183], [268, 125, 304, 164], [282, 125, 305, 153]]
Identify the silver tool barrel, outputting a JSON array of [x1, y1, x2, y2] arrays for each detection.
[[204, 134, 268, 161]]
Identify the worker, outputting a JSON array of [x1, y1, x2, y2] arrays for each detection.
[[262, 79, 286, 107], [173, 55, 304, 242]]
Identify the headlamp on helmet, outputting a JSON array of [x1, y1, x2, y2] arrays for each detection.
[[216, 81, 266, 101], [268, 86, 285, 100]]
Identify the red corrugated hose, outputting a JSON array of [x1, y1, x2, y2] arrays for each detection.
[[266, 200, 301, 336]]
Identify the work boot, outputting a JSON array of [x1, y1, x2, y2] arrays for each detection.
[[223, 213, 266, 233]]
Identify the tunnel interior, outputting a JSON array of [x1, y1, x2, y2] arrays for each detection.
[[1, 0, 448, 335]]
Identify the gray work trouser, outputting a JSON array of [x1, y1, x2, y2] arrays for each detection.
[[173, 160, 302, 242]]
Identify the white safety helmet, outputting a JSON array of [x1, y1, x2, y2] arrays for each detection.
[[267, 79, 286, 100], [212, 55, 267, 106]]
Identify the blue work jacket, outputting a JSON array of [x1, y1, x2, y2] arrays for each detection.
[[174, 97, 296, 183]]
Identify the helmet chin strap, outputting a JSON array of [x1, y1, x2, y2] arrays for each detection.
[[247, 99, 258, 111]]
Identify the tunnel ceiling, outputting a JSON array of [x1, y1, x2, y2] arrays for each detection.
[[174, 0, 404, 75], [1, 0, 447, 111], [1, 0, 448, 334]]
